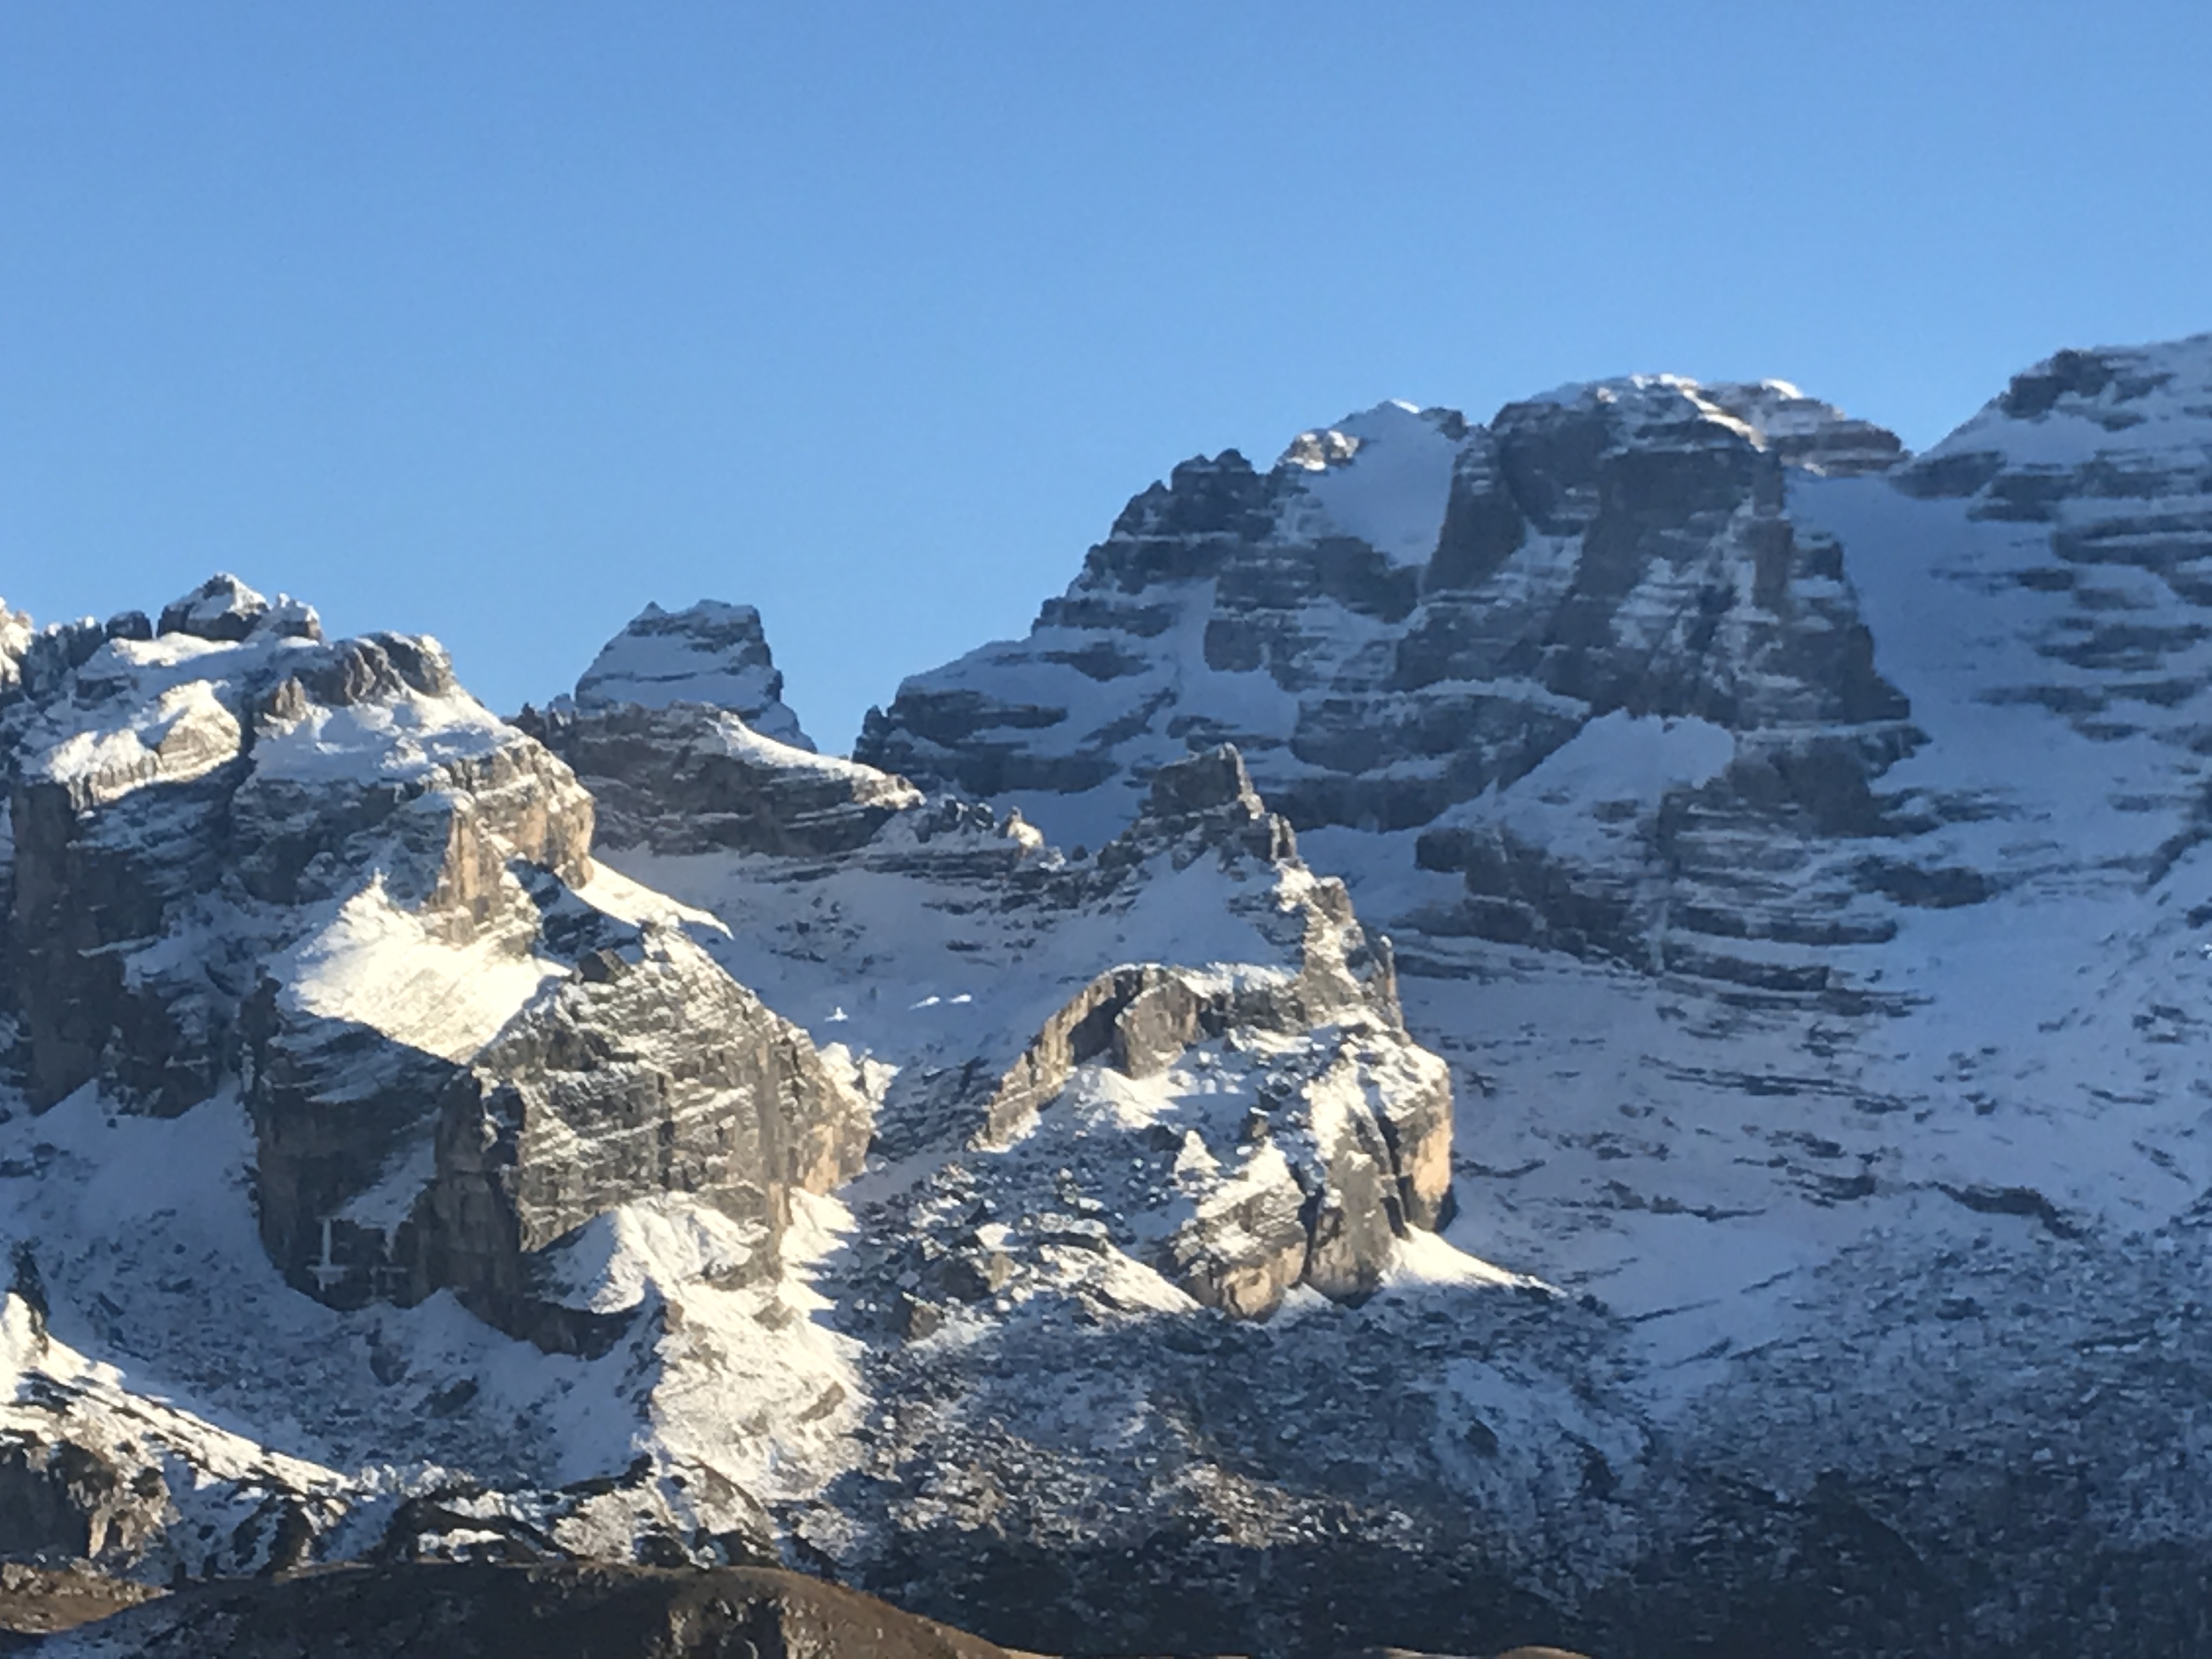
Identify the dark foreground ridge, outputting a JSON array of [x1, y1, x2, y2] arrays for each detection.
[[7, 1562, 1024, 1658], [1, 1562, 1595, 1659]]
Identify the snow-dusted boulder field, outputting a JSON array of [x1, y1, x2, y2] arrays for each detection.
[[10, 334, 2212, 1656]]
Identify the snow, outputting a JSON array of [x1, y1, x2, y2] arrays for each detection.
[[1920, 332, 2212, 469], [253, 687, 516, 785], [1523, 374, 1761, 448], [701, 712, 922, 797], [278, 878, 562, 1063], [26, 343, 2212, 1610], [1282, 400, 1464, 566], [1456, 709, 1736, 857], [573, 861, 730, 935], [34, 679, 242, 805], [539, 1196, 773, 1314]]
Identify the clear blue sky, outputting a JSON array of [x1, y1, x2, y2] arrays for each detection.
[[5, 3, 2209, 751]]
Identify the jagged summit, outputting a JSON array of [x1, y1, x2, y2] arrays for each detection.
[[533, 604, 920, 857], [1508, 374, 1908, 478], [1908, 331, 2212, 485], [857, 368, 1909, 866], [155, 572, 323, 645], [2, 579, 1497, 1641], [571, 598, 811, 750], [0, 573, 875, 1578]]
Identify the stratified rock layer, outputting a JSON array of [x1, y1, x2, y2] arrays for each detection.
[[855, 383, 1921, 1000], [0, 576, 868, 1346], [521, 701, 921, 859], [570, 600, 811, 750]]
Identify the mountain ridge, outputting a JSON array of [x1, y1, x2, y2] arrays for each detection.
[[8, 331, 2212, 1655]]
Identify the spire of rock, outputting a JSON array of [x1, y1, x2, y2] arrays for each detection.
[[572, 600, 812, 751]]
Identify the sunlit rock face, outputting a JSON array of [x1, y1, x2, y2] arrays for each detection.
[[816, 338, 2212, 1654], [0, 574, 869, 1342]]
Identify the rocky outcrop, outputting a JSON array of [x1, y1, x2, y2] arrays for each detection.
[[977, 748, 1452, 1317], [30, 338, 2212, 1658], [520, 700, 921, 858], [523, 603, 926, 860], [857, 386, 1910, 832], [569, 600, 811, 750], [1701, 380, 1908, 476], [0, 585, 596, 1115], [0, 579, 870, 1364], [1894, 335, 2212, 749], [0, 1561, 164, 1639], [0, 1436, 166, 1565], [419, 926, 870, 1348]]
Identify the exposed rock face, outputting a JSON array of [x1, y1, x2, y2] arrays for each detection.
[[974, 748, 1451, 1317], [859, 387, 1909, 833], [0, 1561, 165, 1639], [570, 601, 812, 751], [1894, 336, 2212, 747], [0, 1437, 165, 1564], [1700, 380, 1908, 476], [520, 700, 921, 858], [421, 925, 869, 1347], [523, 603, 918, 860], [0, 592, 596, 1117], [814, 335, 2212, 1656], [26, 338, 2212, 1658], [542, 679, 1465, 1324], [0, 577, 870, 1348], [854, 385, 1920, 997]]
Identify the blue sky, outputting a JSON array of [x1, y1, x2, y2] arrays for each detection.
[[5, 3, 2210, 750]]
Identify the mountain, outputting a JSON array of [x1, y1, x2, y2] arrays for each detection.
[[854, 335, 2212, 1649], [7, 335, 2212, 1656], [1, 582, 1514, 1654]]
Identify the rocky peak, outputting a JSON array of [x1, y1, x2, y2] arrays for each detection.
[[571, 600, 811, 751], [858, 366, 1912, 933], [418, 922, 870, 1350], [156, 573, 321, 645], [1903, 332, 2212, 504], [0, 578, 875, 1412], [0, 600, 30, 699], [533, 603, 924, 859], [1098, 743, 1296, 873], [1, 586, 598, 1115], [1702, 379, 1909, 476]]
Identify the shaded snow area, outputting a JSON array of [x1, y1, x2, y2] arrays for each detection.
[[1279, 400, 1463, 566], [1429, 710, 1737, 868], [609, 832, 1287, 1077]]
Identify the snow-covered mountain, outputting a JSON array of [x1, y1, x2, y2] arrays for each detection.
[[1, 582, 1508, 1651], [851, 335, 2212, 1650], [10, 335, 2212, 1656]]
